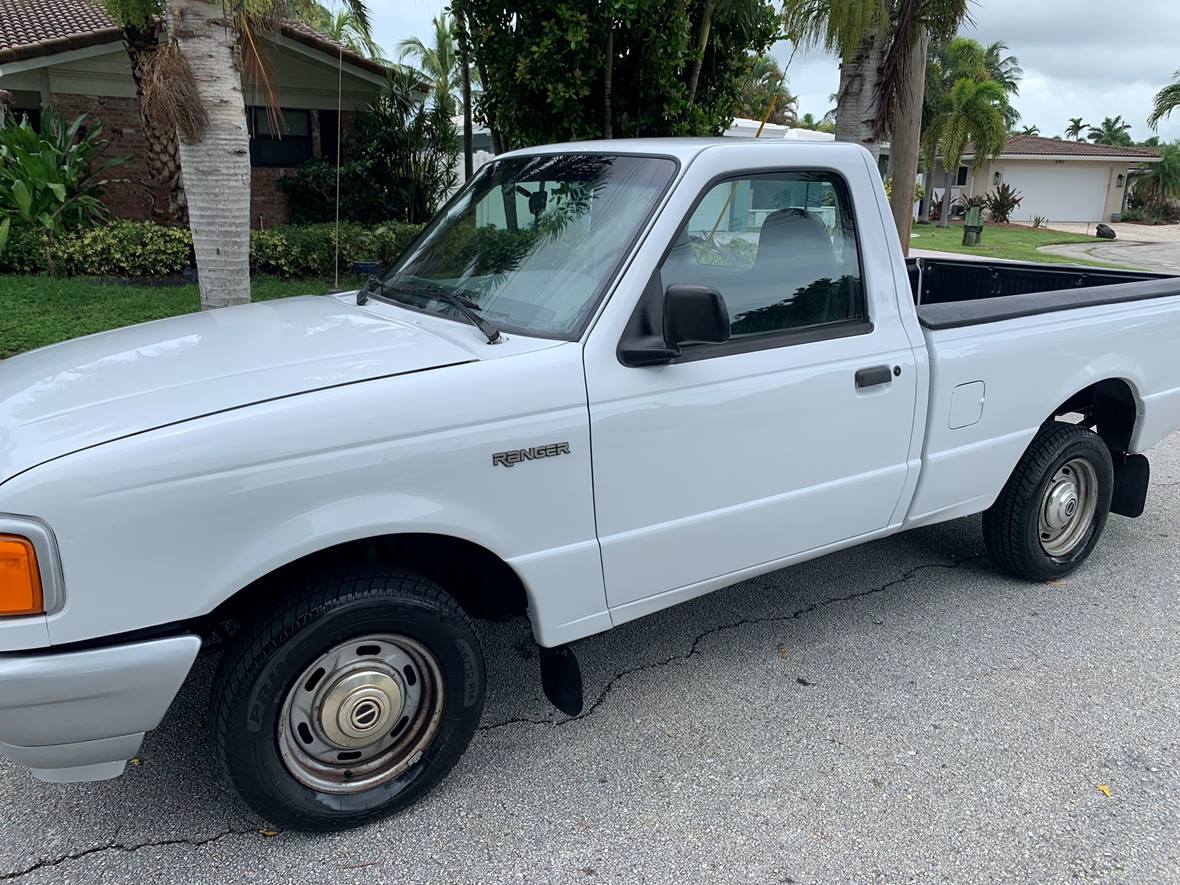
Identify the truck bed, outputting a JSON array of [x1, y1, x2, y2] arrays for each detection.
[[906, 256, 1180, 330]]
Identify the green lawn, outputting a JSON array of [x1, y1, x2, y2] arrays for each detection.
[[909, 223, 1115, 266], [0, 275, 333, 359]]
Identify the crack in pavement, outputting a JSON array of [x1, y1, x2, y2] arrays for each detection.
[[478, 554, 987, 733], [1, 556, 987, 878], [0, 827, 260, 882]]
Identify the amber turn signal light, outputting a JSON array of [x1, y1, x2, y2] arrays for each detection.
[[0, 535, 43, 617]]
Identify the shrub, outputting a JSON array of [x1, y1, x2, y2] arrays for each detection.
[[55, 221, 193, 275], [250, 221, 422, 278], [0, 219, 422, 278], [983, 183, 1023, 223], [0, 107, 125, 269]]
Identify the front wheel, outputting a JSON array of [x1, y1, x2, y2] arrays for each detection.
[[211, 569, 485, 831], [983, 422, 1114, 581]]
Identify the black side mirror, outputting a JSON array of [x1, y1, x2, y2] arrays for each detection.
[[618, 284, 730, 367], [664, 284, 730, 347]]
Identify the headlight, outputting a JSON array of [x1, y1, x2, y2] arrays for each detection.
[[0, 534, 44, 616]]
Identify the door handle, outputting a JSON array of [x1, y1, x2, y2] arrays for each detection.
[[855, 365, 895, 389]]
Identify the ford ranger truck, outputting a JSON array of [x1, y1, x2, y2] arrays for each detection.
[[2, 139, 1179, 831]]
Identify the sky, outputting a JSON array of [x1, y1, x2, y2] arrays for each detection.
[[362, 0, 1180, 144]]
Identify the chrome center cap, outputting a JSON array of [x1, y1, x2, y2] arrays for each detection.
[[319, 670, 402, 748], [1044, 480, 1079, 531]]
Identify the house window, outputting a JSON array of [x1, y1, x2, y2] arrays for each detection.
[[992, 171, 1003, 186], [955, 166, 969, 186], [1116, 174, 1125, 188], [247, 107, 313, 167]]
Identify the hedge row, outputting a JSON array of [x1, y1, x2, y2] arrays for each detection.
[[0, 220, 423, 278]]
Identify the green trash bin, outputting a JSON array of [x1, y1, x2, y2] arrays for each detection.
[[962, 207, 983, 246]]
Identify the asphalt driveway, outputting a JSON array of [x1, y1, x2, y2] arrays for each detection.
[[1039, 241, 1180, 274], [2, 435, 1178, 884]]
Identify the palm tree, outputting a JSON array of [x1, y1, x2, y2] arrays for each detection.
[[983, 41, 1022, 94], [1132, 142, 1180, 212], [1065, 117, 1087, 140], [398, 16, 461, 118], [97, 0, 372, 309], [1088, 115, 1134, 147], [739, 53, 798, 126], [781, 0, 970, 252], [924, 78, 1008, 228], [1149, 69, 1180, 130], [315, 7, 383, 60], [782, 1, 890, 161], [1017, 124, 1040, 136]]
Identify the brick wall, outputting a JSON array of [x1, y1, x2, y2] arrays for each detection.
[[50, 92, 157, 222], [251, 110, 357, 228], [48, 96, 357, 228], [251, 167, 290, 228]]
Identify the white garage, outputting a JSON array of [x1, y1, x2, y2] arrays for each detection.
[[995, 163, 1110, 222], [944, 135, 1161, 225]]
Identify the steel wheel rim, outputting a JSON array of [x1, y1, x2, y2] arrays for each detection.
[[1038, 457, 1098, 557], [278, 634, 445, 794]]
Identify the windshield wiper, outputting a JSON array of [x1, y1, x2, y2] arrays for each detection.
[[361, 277, 502, 344]]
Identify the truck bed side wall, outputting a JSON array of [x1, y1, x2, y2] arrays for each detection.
[[906, 295, 1180, 528]]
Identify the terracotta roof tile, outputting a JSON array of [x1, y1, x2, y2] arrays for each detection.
[[981, 134, 1159, 159], [0, 0, 388, 75], [0, 0, 119, 62]]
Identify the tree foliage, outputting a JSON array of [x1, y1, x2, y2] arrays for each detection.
[[738, 53, 797, 125], [1088, 115, 1134, 147], [399, 15, 463, 117], [1148, 71, 1180, 131], [451, 0, 779, 147], [1132, 141, 1180, 215]]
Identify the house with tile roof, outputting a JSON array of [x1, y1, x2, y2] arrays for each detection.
[[931, 135, 1161, 224], [0, 0, 392, 226]]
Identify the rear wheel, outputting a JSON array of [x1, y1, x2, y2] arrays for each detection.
[[211, 568, 484, 831], [983, 423, 1114, 581]]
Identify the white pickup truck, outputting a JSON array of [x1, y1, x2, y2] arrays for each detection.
[[3, 139, 1179, 831]]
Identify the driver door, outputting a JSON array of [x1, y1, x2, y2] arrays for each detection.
[[584, 156, 919, 615]]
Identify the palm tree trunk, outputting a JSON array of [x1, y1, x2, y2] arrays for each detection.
[[685, 0, 716, 111], [835, 32, 885, 164], [168, 0, 250, 309], [124, 23, 187, 225], [455, 9, 474, 179], [888, 29, 928, 254], [938, 166, 954, 228]]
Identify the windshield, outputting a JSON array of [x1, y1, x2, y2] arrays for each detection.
[[380, 154, 677, 339]]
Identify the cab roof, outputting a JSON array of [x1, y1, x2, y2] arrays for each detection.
[[497, 138, 870, 164]]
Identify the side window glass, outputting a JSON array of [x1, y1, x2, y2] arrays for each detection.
[[660, 171, 866, 340]]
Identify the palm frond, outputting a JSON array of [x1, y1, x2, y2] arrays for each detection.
[[1148, 70, 1180, 130]]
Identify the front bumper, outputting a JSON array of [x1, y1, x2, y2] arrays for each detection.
[[0, 634, 201, 783]]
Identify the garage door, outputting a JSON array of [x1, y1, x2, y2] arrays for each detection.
[[998, 165, 1109, 223]]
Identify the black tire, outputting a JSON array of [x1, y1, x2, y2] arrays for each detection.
[[211, 568, 484, 832], [983, 422, 1114, 581]]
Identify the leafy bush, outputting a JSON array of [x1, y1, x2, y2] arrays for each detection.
[[983, 183, 1023, 223], [0, 107, 125, 266], [1031, 215, 1048, 229], [250, 221, 422, 278], [0, 220, 422, 278], [1122, 204, 1179, 225], [56, 221, 194, 275]]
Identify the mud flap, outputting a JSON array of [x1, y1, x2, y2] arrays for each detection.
[[538, 644, 584, 716], [1111, 453, 1150, 518]]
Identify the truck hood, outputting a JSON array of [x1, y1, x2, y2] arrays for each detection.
[[0, 295, 478, 483]]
